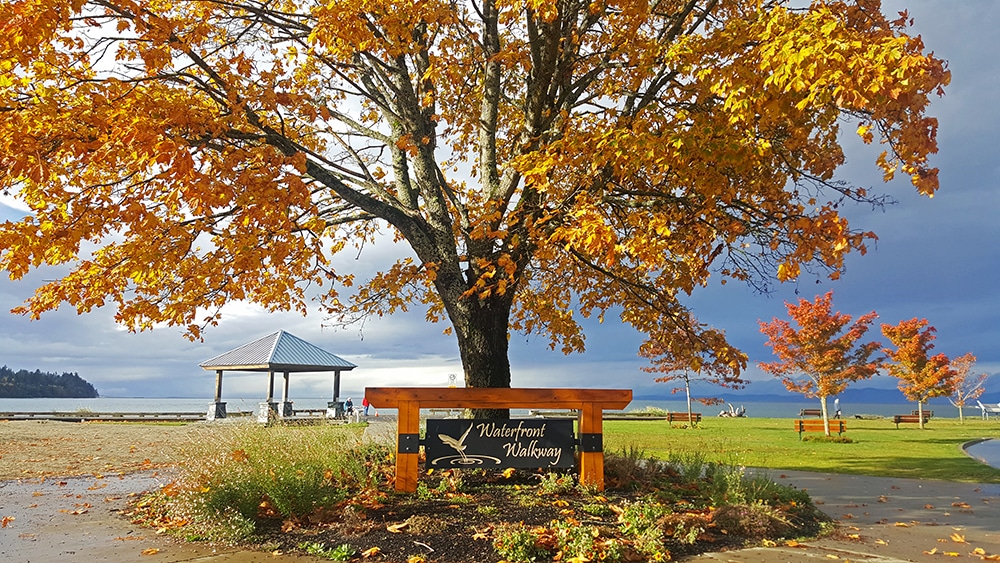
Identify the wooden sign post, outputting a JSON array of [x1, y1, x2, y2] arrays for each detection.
[[365, 387, 632, 492]]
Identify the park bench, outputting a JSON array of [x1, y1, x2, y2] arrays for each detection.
[[892, 414, 930, 428], [794, 419, 846, 439], [911, 410, 933, 418], [799, 408, 822, 417], [666, 412, 702, 424]]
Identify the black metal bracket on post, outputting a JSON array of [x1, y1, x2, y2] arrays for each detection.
[[577, 433, 603, 453], [398, 433, 420, 454]]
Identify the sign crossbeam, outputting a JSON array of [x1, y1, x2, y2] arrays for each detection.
[[366, 387, 632, 492]]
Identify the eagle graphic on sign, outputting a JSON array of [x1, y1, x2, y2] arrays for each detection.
[[437, 423, 473, 462]]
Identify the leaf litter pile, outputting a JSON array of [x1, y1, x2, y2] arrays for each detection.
[[122, 424, 830, 563]]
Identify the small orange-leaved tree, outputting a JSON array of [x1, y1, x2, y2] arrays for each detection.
[[759, 292, 881, 436], [947, 352, 987, 423], [641, 320, 747, 427], [881, 319, 958, 428]]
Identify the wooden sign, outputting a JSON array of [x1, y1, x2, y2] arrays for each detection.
[[365, 387, 632, 492], [425, 419, 575, 469]]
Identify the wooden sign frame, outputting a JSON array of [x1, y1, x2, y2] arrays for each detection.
[[364, 387, 632, 492]]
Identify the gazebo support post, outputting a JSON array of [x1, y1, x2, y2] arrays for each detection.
[[207, 369, 227, 420], [258, 370, 278, 423], [279, 371, 293, 417], [326, 370, 344, 418]]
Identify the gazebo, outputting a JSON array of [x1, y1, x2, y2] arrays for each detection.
[[200, 330, 357, 422]]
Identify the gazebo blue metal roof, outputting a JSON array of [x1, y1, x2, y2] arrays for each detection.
[[199, 330, 356, 372]]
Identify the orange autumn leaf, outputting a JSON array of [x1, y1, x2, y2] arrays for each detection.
[[1, 516, 13, 528], [141, 548, 160, 555], [362, 547, 382, 558], [950, 533, 967, 543]]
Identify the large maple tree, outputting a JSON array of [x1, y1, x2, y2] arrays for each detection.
[[759, 291, 881, 435], [881, 318, 957, 428], [0, 1, 948, 393]]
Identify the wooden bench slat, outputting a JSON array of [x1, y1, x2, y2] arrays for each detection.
[[892, 414, 930, 428], [793, 419, 846, 439], [366, 387, 632, 410], [666, 412, 701, 423]]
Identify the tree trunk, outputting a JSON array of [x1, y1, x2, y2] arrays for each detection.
[[917, 401, 925, 429], [454, 296, 513, 419], [958, 405, 964, 423], [685, 375, 695, 427], [819, 395, 831, 436]]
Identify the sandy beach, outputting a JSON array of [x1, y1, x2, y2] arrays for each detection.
[[0, 420, 204, 480]]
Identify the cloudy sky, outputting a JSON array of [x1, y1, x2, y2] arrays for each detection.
[[2, 0, 998, 402]]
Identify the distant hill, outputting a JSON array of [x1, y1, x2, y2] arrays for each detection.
[[0, 366, 99, 398]]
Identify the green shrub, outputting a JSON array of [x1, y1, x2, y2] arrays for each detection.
[[298, 541, 357, 561], [494, 522, 548, 563]]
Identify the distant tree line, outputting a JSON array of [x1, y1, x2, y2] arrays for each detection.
[[0, 366, 99, 398]]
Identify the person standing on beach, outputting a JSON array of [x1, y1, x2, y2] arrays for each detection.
[[362, 396, 370, 416]]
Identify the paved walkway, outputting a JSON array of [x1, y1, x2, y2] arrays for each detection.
[[696, 470, 1000, 562]]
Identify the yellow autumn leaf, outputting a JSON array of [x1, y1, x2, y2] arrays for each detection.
[[950, 532, 967, 543], [361, 547, 381, 557]]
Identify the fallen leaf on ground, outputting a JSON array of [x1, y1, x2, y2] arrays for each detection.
[[894, 522, 910, 527], [140, 548, 160, 555], [952, 502, 971, 508], [1, 516, 13, 528], [925, 547, 939, 555], [924, 504, 935, 509], [387, 522, 409, 533], [876, 539, 889, 545], [362, 547, 381, 557], [951, 533, 967, 543]]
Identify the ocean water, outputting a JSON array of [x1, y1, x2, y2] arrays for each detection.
[[0, 396, 960, 419]]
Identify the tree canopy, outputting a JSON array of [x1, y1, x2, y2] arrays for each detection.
[[881, 318, 956, 427], [758, 291, 881, 432], [0, 0, 949, 390], [0, 365, 100, 398]]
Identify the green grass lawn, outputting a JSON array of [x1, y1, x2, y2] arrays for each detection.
[[603, 417, 1000, 483]]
